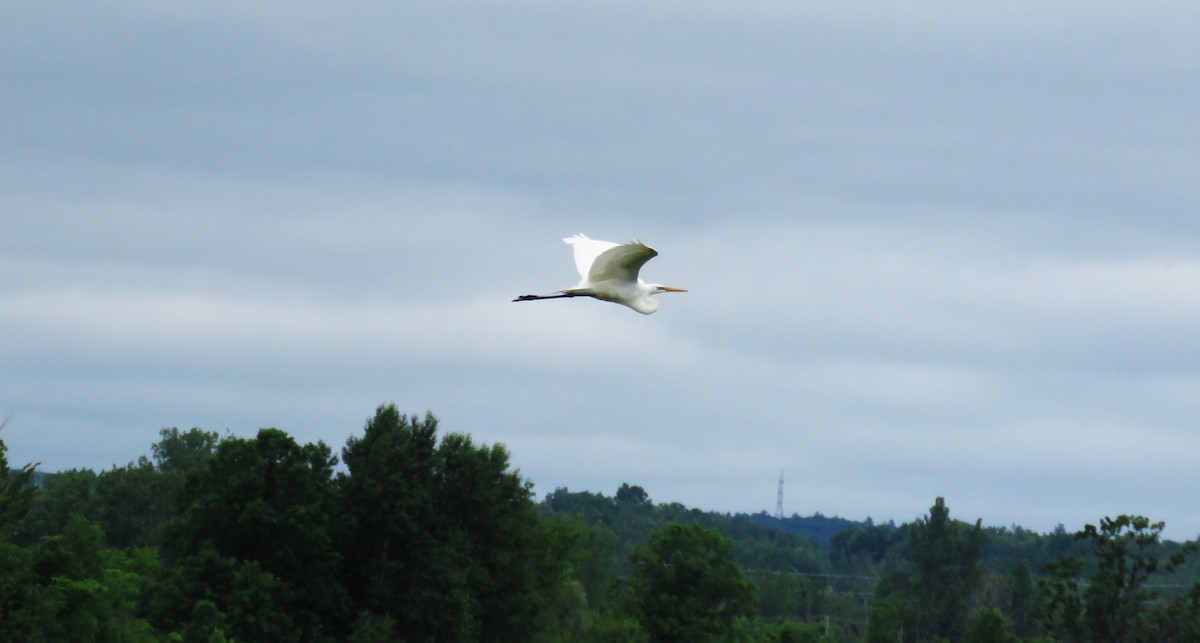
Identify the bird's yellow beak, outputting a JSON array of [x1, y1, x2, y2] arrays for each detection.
[[660, 286, 687, 292]]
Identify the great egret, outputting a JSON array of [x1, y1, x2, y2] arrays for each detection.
[[513, 234, 687, 314]]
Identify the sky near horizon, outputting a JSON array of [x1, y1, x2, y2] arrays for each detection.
[[3, 2, 1199, 538]]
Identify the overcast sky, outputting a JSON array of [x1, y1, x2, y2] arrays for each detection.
[[3, 1, 1199, 539]]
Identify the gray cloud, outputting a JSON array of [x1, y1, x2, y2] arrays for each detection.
[[3, 1, 1199, 538]]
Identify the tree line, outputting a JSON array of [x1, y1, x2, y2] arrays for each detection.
[[1, 405, 1198, 641]]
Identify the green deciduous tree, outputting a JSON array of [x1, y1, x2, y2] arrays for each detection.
[[866, 595, 910, 643], [831, 522, 904, 574], [0, 424, 37, 638], [24, 514, 158, 641], [964, 607, 1018, 643], [338, 407, 449, 639], [1004, 561, 1035, 637], [532, 514, 592, 639], [870, 497, 985, 641], [111, 427, 221, 550], [615, 483, 651, 507], [1038, 514, 1200, 643], [0, 420, 35, 541], [92, 458, 172, 549], [159, 428, 347, 642], [0, 541, 35, 643], [0, 468, 34, 643], [338, 404, 549, 642], [152, 427, 221, 476], [622, 523, 757, 642], [16, 469, 97, 544]]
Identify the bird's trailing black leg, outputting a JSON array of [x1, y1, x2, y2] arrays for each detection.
[[512, 291, 582, 303]]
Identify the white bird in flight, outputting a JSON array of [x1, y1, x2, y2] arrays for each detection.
[[513, 234, 687, 314]]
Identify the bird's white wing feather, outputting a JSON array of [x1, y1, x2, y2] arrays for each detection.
[[586, 240, 658, 284], [563, 234, 620, 280]]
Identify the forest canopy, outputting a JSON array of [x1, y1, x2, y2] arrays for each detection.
[[1, 404, 1197, 642]]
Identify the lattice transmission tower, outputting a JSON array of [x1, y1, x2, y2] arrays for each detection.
[[775, 470, 784, 519]]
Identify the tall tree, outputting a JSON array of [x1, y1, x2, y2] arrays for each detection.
[[0, 424, 37, 641], [1005, 561, 1035, 636], [907, 496, 986, 640], [337, 407, 444, 636], [151, 427, 221, 479], [160, 428, 347, 642], [0, 419, 35, 540], [14, 468, 97, 545], [92, 458, 173, 549], [615, 483, 651, 507], [338, 404, 548, 642], [1038, 515, 1200, 643]]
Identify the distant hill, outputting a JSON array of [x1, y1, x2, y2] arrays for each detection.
[[744, 511, 881, 548]]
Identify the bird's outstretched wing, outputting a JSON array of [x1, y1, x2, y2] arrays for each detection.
[[563, 234, 620, 280], [587, 240, 658, 284]]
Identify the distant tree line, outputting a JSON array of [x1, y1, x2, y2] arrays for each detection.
[[1, 405, 1198, 641]]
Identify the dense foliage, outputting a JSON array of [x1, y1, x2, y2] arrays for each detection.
[[2, 406, 1198, 641]]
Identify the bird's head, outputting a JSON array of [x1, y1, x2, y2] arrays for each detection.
[[624, 284, 687, 314]]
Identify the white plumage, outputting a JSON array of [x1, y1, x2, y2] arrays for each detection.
[[514, 234, 687, 314]]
